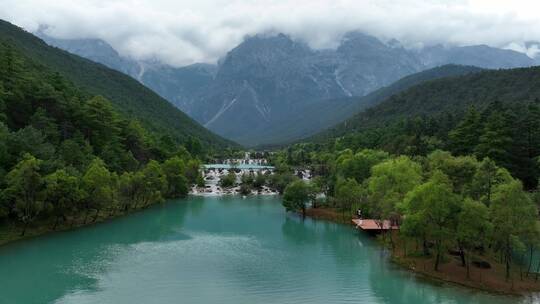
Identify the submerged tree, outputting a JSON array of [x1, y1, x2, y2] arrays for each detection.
[[401, 171, 461, 271], [457, 198, 491, 278], [490, 180, 538, 281], [335, 178, 363, 218], [283, 180, 314, 217]]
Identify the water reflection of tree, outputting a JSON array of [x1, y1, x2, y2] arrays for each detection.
[[281, 216, 318, 245], [281, 215, 371, 283], [184, 196, 206, 216]]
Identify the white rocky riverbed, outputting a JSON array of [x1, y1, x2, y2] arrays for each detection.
[[190, 163, 311, 196]]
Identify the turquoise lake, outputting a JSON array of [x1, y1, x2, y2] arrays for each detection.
[[0, 196, 533, 304]]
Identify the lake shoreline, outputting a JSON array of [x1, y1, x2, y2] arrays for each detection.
[[0, 191, 272, 248], [390, 255, 528, 297], [0, 199, 170, 248], [4, 195, 512, 304], [304, 206, 540, 297], [389, 242, 540, 296], [2, 197, 538, 298], [0, 192, 279, 248]]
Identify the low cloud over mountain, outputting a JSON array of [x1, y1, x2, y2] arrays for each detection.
[[2, 0, 540, 67]]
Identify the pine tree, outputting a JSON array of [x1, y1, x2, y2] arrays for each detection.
[[510, 102, 540, 188], [523, 102, 540, 187], [449, 106, 482, 155], [525, 101, 540, 158], [0, 83, 6, 123], [475, 111, 513, 168]]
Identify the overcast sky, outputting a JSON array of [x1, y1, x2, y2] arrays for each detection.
[[1, 0, 539, 67]]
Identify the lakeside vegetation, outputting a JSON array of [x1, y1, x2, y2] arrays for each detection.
[[0, 39, 229, 240], [278, 148, 540, 291], [274, 98, 540, 291]]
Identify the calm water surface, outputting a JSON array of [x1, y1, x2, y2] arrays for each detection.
[[0, 196, 533, 304]]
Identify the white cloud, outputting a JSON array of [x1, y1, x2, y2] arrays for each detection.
[[1, 0, 539, 66], [504, 42, 540, 58]]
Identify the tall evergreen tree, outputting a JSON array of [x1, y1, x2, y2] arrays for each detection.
[[519, 102, 540, 188], [469, 158, 512, 205], [449, 106, 482, 155], [475, 111, 513, 168]]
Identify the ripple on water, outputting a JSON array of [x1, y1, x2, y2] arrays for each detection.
[[56, 231, 298, 303]]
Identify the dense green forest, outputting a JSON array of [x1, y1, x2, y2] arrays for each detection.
[[274, 145, 540, 280], [306, 66, 540, 189], [0, 40, 213, 236], [321, 102, 540, 189], [0, 19, 234, 149]]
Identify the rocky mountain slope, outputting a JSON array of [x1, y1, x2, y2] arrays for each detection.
[[248, 65, 484, 147]]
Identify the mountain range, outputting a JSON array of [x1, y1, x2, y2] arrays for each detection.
[[36, 30, 539, 146]]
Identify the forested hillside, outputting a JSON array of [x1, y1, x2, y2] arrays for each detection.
[[0, 19, 234, 148], [316, 67, 540, 139], [0, 39, 214, 237], [307, 66, 540, 188]]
